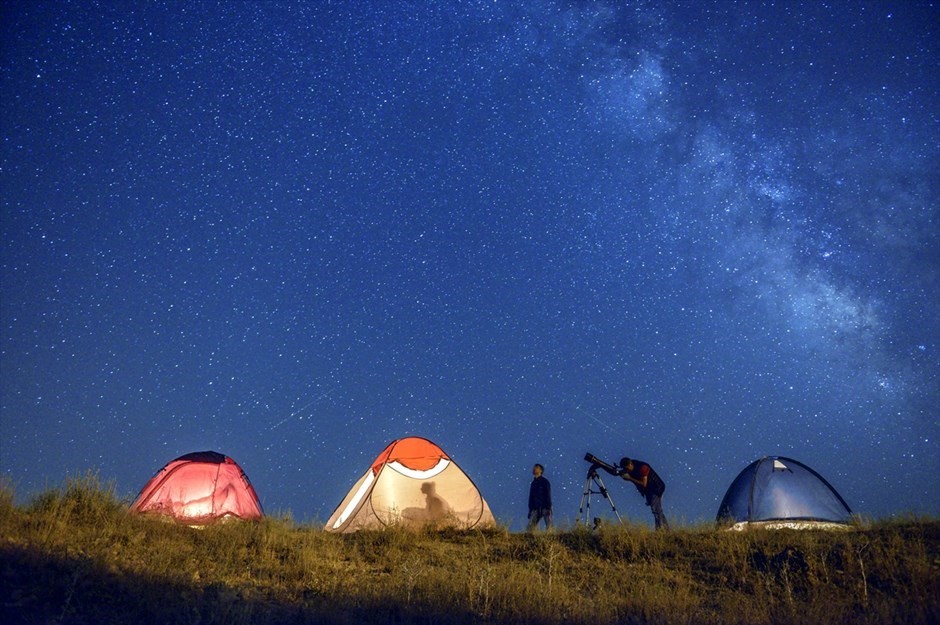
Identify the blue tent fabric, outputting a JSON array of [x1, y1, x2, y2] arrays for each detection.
[[717, 456, 851, 524]]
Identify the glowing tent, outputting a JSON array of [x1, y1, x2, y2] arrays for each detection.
[[325, 436, 495, 532], [131, 451, 263, 524], [716, 456, 852, 530]]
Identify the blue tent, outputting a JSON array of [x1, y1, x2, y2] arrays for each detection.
[[717, 456, 852, 526]]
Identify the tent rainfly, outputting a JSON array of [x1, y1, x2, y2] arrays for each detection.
[[716, 456, 852, 530], [325, 436, 496, 532], [131, 451, 263, 524]]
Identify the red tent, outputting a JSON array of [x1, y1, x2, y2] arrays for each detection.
[[131, 451, 263, 524]]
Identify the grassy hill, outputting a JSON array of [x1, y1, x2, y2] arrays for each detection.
[[1, 475, 937, 625]]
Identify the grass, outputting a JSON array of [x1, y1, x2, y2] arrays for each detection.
[[1, 474, 938, 624]]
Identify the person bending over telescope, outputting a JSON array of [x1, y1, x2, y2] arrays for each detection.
[[618, 457, 669, 530], [583, 453, 669, 529]]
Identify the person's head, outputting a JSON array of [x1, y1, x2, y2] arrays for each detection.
[[532, 463, 544, 477], [620, 457, 634, 472]]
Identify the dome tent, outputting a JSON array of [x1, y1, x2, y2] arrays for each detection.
[[717, 456, 852, 530], [325, 436, 496, 532], [131, 451, 263, 524]]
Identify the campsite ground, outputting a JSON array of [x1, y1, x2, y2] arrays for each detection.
[[1, 475, 938, 625]]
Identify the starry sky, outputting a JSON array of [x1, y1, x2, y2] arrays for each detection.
[[2, 1, 938, 529]]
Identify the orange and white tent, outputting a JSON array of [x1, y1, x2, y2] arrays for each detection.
[[325, 436, 495, 532], [131, 451, 263, 524]]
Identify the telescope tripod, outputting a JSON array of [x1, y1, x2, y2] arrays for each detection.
[[577, 466, 624, 527]]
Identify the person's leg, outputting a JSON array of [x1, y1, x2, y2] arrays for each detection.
[[544, 509, 553, 531], [527, 510, 539, 532], [650, 495, 669, 530]]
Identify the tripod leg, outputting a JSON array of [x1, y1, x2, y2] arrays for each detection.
[[578, 476, 593, 524], [593, 475, 624, 526]]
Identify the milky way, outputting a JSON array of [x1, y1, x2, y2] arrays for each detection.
[[2, 1, 937, 527]]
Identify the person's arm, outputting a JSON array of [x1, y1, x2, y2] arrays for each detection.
[[620, 471, 648, 488]]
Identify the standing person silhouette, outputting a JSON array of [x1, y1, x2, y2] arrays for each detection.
[[527, 463, 553, 531]]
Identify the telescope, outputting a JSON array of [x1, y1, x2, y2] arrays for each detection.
[[583, 453, 622, 477], [579, 453, 625, 525]]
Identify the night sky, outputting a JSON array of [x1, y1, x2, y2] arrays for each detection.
[[2, 1, 938, 529]]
